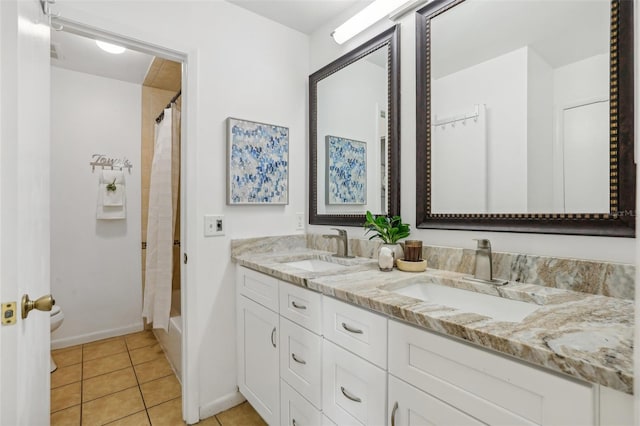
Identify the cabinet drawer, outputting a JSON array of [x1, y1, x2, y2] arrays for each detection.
[[322, 340, 386, 426], [322, 296, 387, 369], [237, 266, 279, 312], [389, 320, 594, 425], [280, 317, 322, 408], [279, 281, 322, 334], [389, 375, 484, 426], [280, 380, 322, 426]]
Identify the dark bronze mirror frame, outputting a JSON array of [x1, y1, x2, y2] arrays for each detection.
[[415, 0, 635, 237], [309, 25, 400, 226]]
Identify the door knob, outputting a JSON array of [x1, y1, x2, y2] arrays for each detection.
[[21, 294, 55, 319]]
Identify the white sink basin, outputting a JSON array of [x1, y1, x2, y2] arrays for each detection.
[[393, 283, 539, 322], [283, 259, 346, 273]]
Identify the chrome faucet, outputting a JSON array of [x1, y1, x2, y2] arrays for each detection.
[[473, 238, 493, 281], [323, 228, 353, 258]]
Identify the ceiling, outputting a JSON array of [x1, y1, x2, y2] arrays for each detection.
[[227, 0, 371, 34], [50, 1, 370, 84], [431, 0, 610, 79], [50, 30, 155, 85]]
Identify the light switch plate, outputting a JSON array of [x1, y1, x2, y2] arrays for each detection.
[[295, 212, 304, 230], [204, 215, 225, 237]]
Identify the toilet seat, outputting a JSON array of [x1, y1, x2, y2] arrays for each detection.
[[50, 305, 61, 317]]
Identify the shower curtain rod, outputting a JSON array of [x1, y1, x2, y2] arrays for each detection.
[[155, 90, 182, 124]]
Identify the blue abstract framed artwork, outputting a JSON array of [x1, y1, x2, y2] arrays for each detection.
[[325, 135, 367, 205], [227, 117, 289, 205]]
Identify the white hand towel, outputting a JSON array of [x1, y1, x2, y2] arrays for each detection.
[[97, 170, 126, 220], [103, 183, 124, 206]]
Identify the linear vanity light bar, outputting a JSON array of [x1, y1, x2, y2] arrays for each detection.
[[331, 0, 417, 44]]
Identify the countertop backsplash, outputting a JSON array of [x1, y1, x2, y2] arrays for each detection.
[[304, 233, 634, 300]]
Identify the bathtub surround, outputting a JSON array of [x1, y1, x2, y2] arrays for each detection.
[[50, 66, 143, 348], [231, 238, 634, 395]]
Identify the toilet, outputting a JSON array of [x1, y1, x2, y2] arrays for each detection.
[[50, 305, 64, 372]]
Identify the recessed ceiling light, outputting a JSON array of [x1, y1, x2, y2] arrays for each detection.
[[95, 40, 126, 54]]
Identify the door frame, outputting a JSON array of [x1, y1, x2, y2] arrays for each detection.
[[55, 18, 199, 423]]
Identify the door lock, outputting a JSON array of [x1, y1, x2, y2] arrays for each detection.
[[2, 302, 17, 325], [21, 294, 55, 319]]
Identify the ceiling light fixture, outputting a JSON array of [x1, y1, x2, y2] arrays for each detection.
[[331, 0, 419, 45], [95, 40, 126, 54]]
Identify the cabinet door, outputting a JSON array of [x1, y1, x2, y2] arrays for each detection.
[[322, 340, 386, 426], [237, 295, 279, 425], [389, 375, 485, 426], [280, 317, 322, 408]]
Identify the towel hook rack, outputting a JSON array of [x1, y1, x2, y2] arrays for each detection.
[[90, 154, 133, 173]]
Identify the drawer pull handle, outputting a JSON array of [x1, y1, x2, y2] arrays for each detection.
[[291, 301, 307, 310], [341, 322, 363, 334], [271, 327, 277, 348], [391, 401, 399, 426], [291, 353, 306, 365], [340, 386, 362, 403]]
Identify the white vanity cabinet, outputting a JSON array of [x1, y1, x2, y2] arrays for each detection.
[[237, 265, 633, 426]]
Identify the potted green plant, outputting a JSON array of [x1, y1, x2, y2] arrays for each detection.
[[363, 211, 410, 268]]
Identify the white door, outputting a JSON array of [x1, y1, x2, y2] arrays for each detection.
[[0, 0, 52, 424]]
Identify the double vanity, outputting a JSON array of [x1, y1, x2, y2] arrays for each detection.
[[233, 235, 634, 426]]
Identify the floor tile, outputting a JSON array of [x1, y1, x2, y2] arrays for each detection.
[[104, 410, 150, 426], [195, 415, 221, 425], [51, 363, 82, 389], [125, 330, 157, 350], [83, 367, 138, 402], [134, 356, 173, 384], [140, 374, 181, 408], [129, 343, 164, 365], [50, 404, 81, 426], [83, 352, 132, 379], [216, 402, 266, 426], [83, 335, 126, 347], [52, 346, 82, 368], [82, 387, 145, 426], [147, 397, 186, 426], [83, 338, 127, 361], [51, 381, 81, 412]]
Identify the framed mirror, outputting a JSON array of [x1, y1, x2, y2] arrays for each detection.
[[416, 0, 635, 236], [310, 25, 400, 226]]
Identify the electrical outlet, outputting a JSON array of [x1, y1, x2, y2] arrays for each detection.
[[295, 212, 304, 230], [204, 215, 225, 237]]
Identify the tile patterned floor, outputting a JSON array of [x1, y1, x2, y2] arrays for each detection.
[[50, 331, 266, 426]]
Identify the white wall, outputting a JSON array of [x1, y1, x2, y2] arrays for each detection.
[[526, 47, 554, 212], [55, 0, 308, 420], [432, 47, 529, 213], [308, 8, 634, 265], [317, 57, 386, 214], [50, 67, 143, 348]]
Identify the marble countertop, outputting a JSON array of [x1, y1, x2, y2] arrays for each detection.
[[233, 249, 634, 394]]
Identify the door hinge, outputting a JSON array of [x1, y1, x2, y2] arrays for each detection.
[[183, 253, 188, 264], [2, 302, 17, 325]]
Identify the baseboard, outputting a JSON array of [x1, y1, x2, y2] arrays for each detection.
[[51, 322, 144, 349], [199, 391, 246, 420]]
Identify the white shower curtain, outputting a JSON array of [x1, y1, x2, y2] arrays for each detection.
[[143, 107, 177, 331]]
